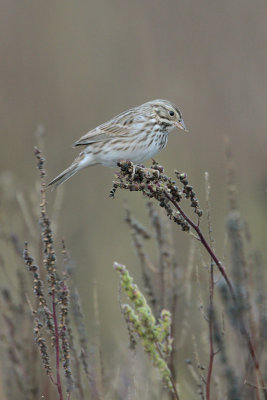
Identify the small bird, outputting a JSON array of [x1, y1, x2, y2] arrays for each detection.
[[48, 99, 187, 189]]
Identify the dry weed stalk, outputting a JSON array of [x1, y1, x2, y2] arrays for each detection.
[[22, 148, 104, 400]]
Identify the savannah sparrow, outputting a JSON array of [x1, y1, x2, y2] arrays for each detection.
[[48, 99, 187, 189]]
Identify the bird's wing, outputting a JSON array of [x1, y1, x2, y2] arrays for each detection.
[[73, 110, 137, 147]]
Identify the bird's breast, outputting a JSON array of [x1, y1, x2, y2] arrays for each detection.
[[153, 129, 169, 150]]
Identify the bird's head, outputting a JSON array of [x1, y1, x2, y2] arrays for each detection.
[[149, 99, 188, 133]]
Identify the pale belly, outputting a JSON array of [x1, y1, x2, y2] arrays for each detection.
[[96, 131, 169, 167]]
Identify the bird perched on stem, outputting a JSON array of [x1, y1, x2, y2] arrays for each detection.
[[48, 99, 188, 189]]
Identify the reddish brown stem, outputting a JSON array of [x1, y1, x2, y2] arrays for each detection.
[[164, 191, 236, 299], [164, 191, 266, 395], [52, 292, 64, 400]]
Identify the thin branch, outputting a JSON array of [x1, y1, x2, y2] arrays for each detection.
[[164, 190, 235, 300]]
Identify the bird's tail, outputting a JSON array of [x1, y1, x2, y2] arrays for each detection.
[[48, 162, 80, 190]]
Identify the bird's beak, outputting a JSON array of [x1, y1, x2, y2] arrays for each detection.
[[175, 119, 188, 132]]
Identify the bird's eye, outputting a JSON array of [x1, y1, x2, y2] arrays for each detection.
[[169, 110, 175, 117]]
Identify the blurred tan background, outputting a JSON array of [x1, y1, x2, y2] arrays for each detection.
[[0, 0, 266, 396]]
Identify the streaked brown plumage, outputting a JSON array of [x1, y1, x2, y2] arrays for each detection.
[[48, 99, 187, 189]]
